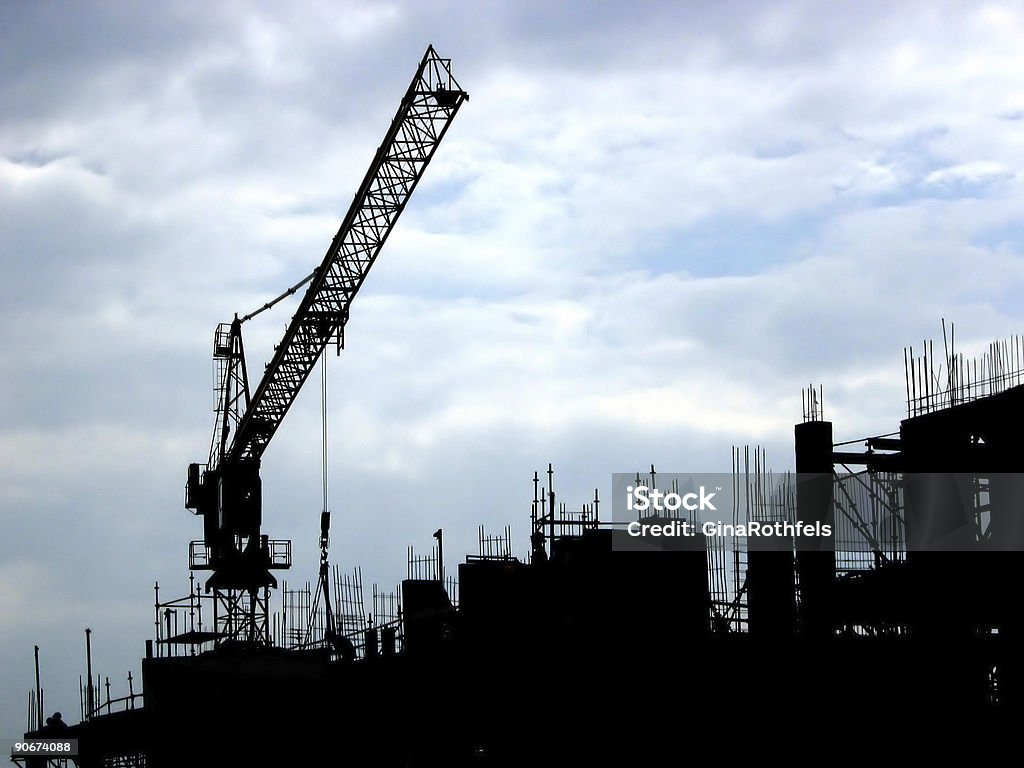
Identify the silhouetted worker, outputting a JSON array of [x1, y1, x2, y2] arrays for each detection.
[[531, 532, 548, 563], [43, 711, 69, 732]]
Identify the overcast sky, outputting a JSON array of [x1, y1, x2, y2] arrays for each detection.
[[2, 0, 1023, 739]]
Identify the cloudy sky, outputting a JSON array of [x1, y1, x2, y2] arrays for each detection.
[[2, 0, 1023, 738]]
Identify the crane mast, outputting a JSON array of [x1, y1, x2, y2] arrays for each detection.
[[184, 46, 467, 644]]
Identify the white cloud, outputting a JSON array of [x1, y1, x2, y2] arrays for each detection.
[[924, 160, 1013, 187]]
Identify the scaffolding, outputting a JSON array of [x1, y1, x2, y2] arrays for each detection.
[[471, 525, 515, 561], [529, 464, 602, 561], [152, 577, 219, 657], [407, 543, 440, 581], [335, 566, 366, 644], [278, 580, 313, 649], [832, 470, 905, 573]]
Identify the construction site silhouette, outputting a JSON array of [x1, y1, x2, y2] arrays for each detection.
[[13, 47, 1023, 767]]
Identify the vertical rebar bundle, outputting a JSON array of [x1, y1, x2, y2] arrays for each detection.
[[905, 326, 1024, 417]]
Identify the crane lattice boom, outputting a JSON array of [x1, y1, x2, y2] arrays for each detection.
[[227, 45, 467, 467]]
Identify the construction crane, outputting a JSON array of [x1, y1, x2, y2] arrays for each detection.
[[184, 45, 467, 644]]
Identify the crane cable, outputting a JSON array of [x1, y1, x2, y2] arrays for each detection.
[[233, 264, 332, 526], [321, 352, 329, 517]]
